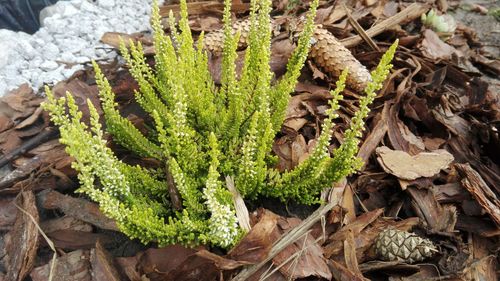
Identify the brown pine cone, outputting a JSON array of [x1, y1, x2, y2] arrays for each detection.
[[202, 20, 372, 92], [202, 20, 252, 54], [310, 27, 372, 92], [375, 229, 437, 264]]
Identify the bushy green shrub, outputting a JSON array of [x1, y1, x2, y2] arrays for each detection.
[[42, 0, 397, 248]]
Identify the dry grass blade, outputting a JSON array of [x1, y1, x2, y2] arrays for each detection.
[[343, 3, 379, 52], [341, 3, 430, 48], [226, 176, 251, 232]]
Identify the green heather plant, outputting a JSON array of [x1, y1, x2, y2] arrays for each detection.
[[42, 0, 397, 248]]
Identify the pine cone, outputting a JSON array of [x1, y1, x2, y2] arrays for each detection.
[[202, 20, 372, 92], [310, 27, 372, 92], [203, 20, 252, 54], [374, 229, 437, 263]]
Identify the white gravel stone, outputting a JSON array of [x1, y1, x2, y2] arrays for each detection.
[[63, 4, 80, 17], [42, 43, 60, 60], [40, 61, 59, 71], [0, 0, 163, 96], [80, 0, 100, 13], [0, 49, 11, 70], [29, 57, 44, 69], [62, 65, 84, 78], [73, 56, 90, 64], [0, 81, 6, 95], [18, 42, 39, 60], [98, 0, 115, 9], [59, 52, 76, 62]]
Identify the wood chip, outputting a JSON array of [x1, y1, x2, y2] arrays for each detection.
[[37, 190, 118, 231], [5, 191, 39, 281], [90, 240, 123, 281], [456, 163, 500, 227], [376, 146, 454, 180], [31, 250, 91, 281]]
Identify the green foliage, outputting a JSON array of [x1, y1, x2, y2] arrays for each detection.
[[421, 9, 456, 33], [42, 0, 397, 248]]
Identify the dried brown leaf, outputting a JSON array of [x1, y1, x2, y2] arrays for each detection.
[[343, 230, 367, 280], [271, 217, 331, 280], [357, 103, 389, 167], [273, 133, 311, 172], [420, 29, 456, 60], [0, 85, 46, 153], [325, 212, 420, 262], [228, 209, 278, 263], [325, 209, 384, 260], [341, 184, 356, 225], [328, 260, 368, 281], [0, 84, 41, 122]]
